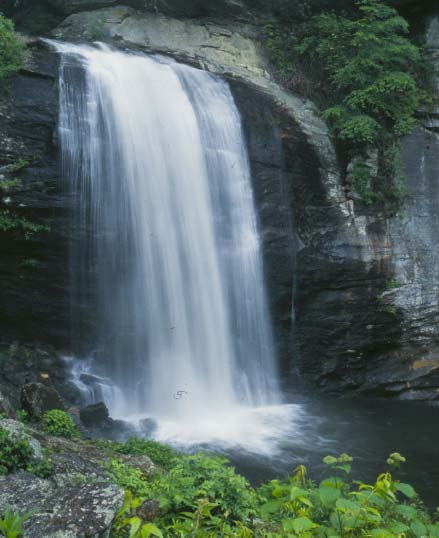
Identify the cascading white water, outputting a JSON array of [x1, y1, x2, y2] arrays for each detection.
[[51, 42, 291, 449]]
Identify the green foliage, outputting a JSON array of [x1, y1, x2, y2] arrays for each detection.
[[0, 178, 22, 192], [8, 159, 29, 173], [14, 410, 29, 424], [26, 448, 53, 479], [108, 449, 437, 538], [111, 437, 179, 470], [0, 427, 34, 474], [256, 452, 437, 538], [266, 0, 434, 209], [111, 491, 163, 538], [0, 426, 53, 478], [90, 15, 106, 39], [109, 452, 257, 524], [386, 280, 402, 291], [0, 210, 49, 240], [264, 24, 297, 82], [0, 506, 33, 538], [0, 14, 25, 84], [41, 410, 79, 439], [350, 158, 377, 205]]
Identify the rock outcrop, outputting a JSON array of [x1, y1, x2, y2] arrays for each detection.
[[1, 3, 439, 401], [21, 382, 65, 419], [80, 402, 109, 426], [0, 417, 155, 537], [0, 473, 124, 538]]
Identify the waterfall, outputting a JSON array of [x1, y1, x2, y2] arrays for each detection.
[[51, 42, 284, 445]]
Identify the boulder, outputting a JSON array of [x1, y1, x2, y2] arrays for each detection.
[[20, 382, 65, 419], [0, 418, 44, 460], [137, 499, 160, 522], [79, 401, 109, 426], [0, 472, 124, 538]]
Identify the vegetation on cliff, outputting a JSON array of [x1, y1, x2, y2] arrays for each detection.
[[265, 0, 434, 210], [0, 14, 25, 84]]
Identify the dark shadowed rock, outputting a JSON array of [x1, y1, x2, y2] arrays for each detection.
[[137, 499, 160, 522], [0, 390, 14, 417], [21, 382, 65, 419], [47, 0, 144, 14], [79, 401, 109, 426]]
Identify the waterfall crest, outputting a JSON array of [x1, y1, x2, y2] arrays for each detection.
[[52, 42, 282, 442]]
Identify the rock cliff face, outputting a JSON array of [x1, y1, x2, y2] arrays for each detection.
[[1, 2, 439, 401]]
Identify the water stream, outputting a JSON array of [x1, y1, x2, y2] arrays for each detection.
[[51, 41, 291, 449]]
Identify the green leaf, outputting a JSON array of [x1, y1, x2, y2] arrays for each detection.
[[428, 524, 439, 538], [319, 484, 341, 507], [394, 504, 417, 520], [335, 498, 361, 513], [388, 521, 409, 534], [128, 517, 142, 538], [284, 517, 316, 533], [370, 529, 395, 538], [395, 482, 416, 498], [140, 524, 163, 538], [411, 519, 427, 538], [260, 498, 284, 515]]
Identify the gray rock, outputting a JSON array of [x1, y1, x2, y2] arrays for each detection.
[[80, 402, 109, 426], [0, 390, 14, 417], [0, 418, 44, 460], [0, 472, 124, 538], [137, 499, 160, 522], [21, 382, 65, 419]]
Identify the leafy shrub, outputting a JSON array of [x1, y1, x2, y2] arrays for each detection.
[[111, 491, 163, 538], [0, 14, 25, 83], [42, 410, 79, 439], [0, 506, 33, 538], [0, 427, 34, 474], [0, 210, 49, 240], [265, 0, 434, 208], [109, 452, 257, 523], [257, 452, 436, 538], [111, 437, 178, 470], [26, 448, 53, 479], [108, 449, 437, 538]]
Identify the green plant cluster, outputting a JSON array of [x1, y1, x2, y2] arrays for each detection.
[[0, 14, 25, 84], [0, 426, 33, 475], [41, 410, 79, 439], [265, 0, 434, 209], [104, 436, 179, 470], [106, 441, 438, 538], [0, 426, 52, 478], [0, 506, 33, 538], [0, 210, 49, 240], [109, 451, 257, 523]]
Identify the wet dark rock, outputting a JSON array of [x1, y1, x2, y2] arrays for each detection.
[[80, 401, 109, 426], [47, 0, 145, 14], [21, 382, 65, 419], [81, 417, 138, 441], [137, 499, 161, 522], [0, 345, 76, 410]]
